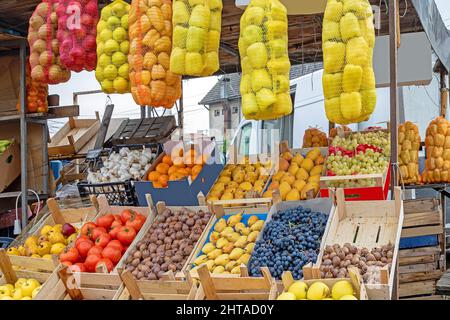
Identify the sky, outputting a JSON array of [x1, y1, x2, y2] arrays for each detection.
[[48, 0, 450, 136]]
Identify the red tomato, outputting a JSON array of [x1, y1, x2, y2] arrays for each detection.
[[75, 235, 91, 247], [95, 233, 112, 248], [111, 220, 123, 228], [59, 247, 80, 264], [116, 226, 137, 246], [96, 214, 115, 230], [120, 209, 136, 224], [125, 214, 146, 232], [84, 254, 101, 272], [81, 222, 97, 238], [106, 239, 124, 253], [69, 263, 86, 273], [101, 246, 122, 264], [91, 227, 107, 241], [113, 214, 122, 223], [87, 245, 103, 257], [108, 225, 121, 239], [95, 258, 114, 273], [76, 239, 94, 258]]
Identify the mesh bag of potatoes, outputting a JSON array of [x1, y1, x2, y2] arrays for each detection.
[[129, 0, 182, 108], [95, 0, 130, 94], [170, 0, 223, 76], [28, 0, 71, 84], [265, 148, 324, 201], [238, 0, 292, 120], [423, 117, 450, 183], [322, 0, 376, 125], [303, 128, 329, 148], [398, 121, 421, 184]]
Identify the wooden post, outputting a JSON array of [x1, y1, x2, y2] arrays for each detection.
[[197, 264, 219, 300], [119, 270, 144, 300], [440, 68, 448, 118], [0, 249, 17, 284], [46, 198, 65, 225], [58, 267, 83, 300]]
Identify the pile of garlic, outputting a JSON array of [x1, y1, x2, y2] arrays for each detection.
[[87, 147, 155, 184]]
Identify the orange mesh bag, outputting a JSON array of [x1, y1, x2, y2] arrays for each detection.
[[28, 0, 71, 84], [56, 0, 99, 72], [398, 121, 421, 184], [303, 128, 328, 148], [129, 0, 182, 108], [422, 117, 450, 183], [17, 63, 49, 114]]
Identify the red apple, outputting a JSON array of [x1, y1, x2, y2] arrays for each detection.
[[62, 223, 76, 237], [81, 14, 95, 28], [83, 35, 96, 50], [84, 1, 98, 17]]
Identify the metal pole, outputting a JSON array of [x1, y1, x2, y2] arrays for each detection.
[[179, 81, 184, 129], [19, 40, 28, 228], [42, 121, 49, 197], [140, 106, 146, 119], [389, 0, 399, 192], [440, 69, 448, 118]]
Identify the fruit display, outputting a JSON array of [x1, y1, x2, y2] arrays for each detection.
[[16, 62, 48, 113], [0, 140, 13, 155], [123, 207, 211, 280], [319, 243, 393, 283], [322, 0, 376, 124], [302, 128, 328, 148], [264, 148, 324, 201], [170, 0, 222, 76], [7, 223, 78, 259], [56, 0, 99, 72], [147, 146, 209, 188], [329, 125, 352, 139], [277, 278, 360, 300], [191, 213, 266, 275], [28, 0, 71, 84], [238, 0, 292, 120], [86, 147, 156, 183], [206, 157, 273, 204], [248, 205, 329, 280], [95, 0, 130, 94], [0, 278, 42, 300], [129, 0, 182, 108], [325, 130, 390, 188], [60, 209, 146, 273], [398, 121, 421, 184], [422, 117, 450, 183]]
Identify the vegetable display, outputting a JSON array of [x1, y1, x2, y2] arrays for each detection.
[[56, 0, 99, 72], [170, 0, 223, 76], [129, 0, 182, 108], [239, 0, 292, 120], [123, 207, 211, 280], [322, 0, 376, 124], [423, 116, 450, 183], [398, 121, 421, 184], [28, 0, 71, 84], [60, 209, 146, 273], [95, 0, 130, 94], [0, 278, 42, 300]]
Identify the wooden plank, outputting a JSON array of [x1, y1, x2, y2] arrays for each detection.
[[399, 262, 438, 274], [197, 264, 219, 300], [119, 270, 144, 300], [94, 104, 114, 149], [399, 270, 443, 283], [9, 254, 58, 271], [402, 211, 441, 228], [402, 295, 444, 300], [58, 267, 83, 300], [399, 281, 436, 297], [0, 249, 17, 284], [403, 198, 439, 214], [399, 246, 441, 257], [79, 288, 117, 300], [399, 254, 437, 266], [401, 225, 443, 238]]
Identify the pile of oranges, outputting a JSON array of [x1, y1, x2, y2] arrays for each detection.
[[147, 147, 207, 188]]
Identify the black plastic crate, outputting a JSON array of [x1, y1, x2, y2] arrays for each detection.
[[77, 180, 137, 206]]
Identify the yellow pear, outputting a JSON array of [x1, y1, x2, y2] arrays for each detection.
[[307, 282, 330, 300], [277, 292, 296, 300], [286, 188, 300, 201], [288, 281, 308, 300], [331, 280, 354, 300]]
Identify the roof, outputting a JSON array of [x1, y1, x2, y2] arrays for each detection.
[[199, 62, 323, 106]]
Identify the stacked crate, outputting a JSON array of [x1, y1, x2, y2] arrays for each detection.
[[398, 198, 445, 299]]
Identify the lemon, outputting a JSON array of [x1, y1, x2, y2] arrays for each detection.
[[98, 54, 111, 68], [103, 65, 118, 80], [113, 27, 127, 42], [104, 39, 119, 55], [99, 29, 113, 42], [120, 40, 129, 54], [107, 16, 121, 28], [101, 6, 112, 21], [112, 52, 126, 67], [96, 67, 105, 81], [101, 79, 114, 93], [118, 64, 129, 79], [113, 77, 129, 93]]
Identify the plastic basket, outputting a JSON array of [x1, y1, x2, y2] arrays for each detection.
[[77, 180, 137, 206]]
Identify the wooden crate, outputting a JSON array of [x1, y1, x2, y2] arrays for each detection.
[[0, 248, 54, 295], [195, 264, 279, 300], [35, 265, 122, 300], [48, 116, 100, 157], [115, 195, 214, 279], [114, 269, 198, 300], [313, 187, 404, 300], [184, 198, 274, 279]]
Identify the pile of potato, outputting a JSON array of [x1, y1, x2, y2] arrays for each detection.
[[423, 116, 450, 183], [398, 121, 421, 184], [303, 128, 328, 148]]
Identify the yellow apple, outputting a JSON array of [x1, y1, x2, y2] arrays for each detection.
[[18, 246, 26, 256], [4, 284, 14, 292], [48, 232, 65, 245], [0, 296, 13, 300], [67, 233, 77, 244], [11, 288, 23, 300], [32, 286, 41, 299], [14, 278, 27, 289], [6, 247, 19, 255], [25, 235, 38, 247], [0, 285, 12, 297], [36, 241, 51, 256], [52, 224, 63, 233], [21, 280, 39, 298], [50, 243, 66, 254], [21, 296, 32, 300], [42, 254, 52, 260], [40, 225, 53, 236], [31, 254, 41, 258]]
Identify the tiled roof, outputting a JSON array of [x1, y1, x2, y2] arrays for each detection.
[[199, 62, 323, 106]]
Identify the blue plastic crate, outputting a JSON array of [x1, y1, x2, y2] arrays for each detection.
[[399, 234, 439, 249]]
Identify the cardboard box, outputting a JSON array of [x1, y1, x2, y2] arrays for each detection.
[[0, 54, 20, 114], [0, 140, 21, 192]]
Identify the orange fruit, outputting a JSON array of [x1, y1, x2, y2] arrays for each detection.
[[148, 171, 160, 182], [153, 181, 163, 188], [192, 164, 203, 176], [172, 156, 184, 167], [191, 173, 199, 181], [162, 154, 173, 166], [158, 174, 169, 187], [177, 168, 189, 177], [156, 163, 169, 174], [185, 167, 192, 175], [167, 166, 178, 175]]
